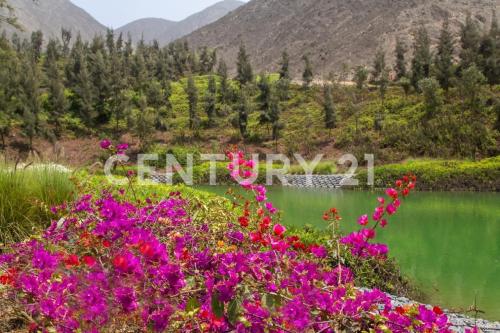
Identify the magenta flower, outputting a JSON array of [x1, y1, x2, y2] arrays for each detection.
[[100, 139, 111, 150]]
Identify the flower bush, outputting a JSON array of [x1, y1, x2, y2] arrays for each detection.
[[0, 147, 475, 332]]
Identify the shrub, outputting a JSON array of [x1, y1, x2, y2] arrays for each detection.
[[0, 164, 75, 243]]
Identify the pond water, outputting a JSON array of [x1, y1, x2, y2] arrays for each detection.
[[197, 186, 500, 321]]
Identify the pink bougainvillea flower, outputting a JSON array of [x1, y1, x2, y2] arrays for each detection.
[[358, 214, 369, 226], [273, 224, 286, 237], [100, 139, 111, 150]]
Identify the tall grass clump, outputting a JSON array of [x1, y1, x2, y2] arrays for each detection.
[[0, 164, 75, 244]]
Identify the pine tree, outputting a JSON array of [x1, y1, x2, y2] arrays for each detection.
[[279, 50, 290, 80], [61, 28, 72, 57], [419, 78, 442, 120], [236, 43, 253, 86], [323, 84, 336, 130], [205, 75, 217, 127], [269, 95, 281, 143], [459, 13, 481, 71], [302, 55, 313, 89], [394, 38, 407, 80], [134, 95, 155, 148], [371, 49, 386, 82], [44, 40, 67, 138], [354, 66, 368, 90], [185, 76, 199, 130], [236, 88, 250, 139], [217, 59, 230, 104], [435, 19, 455, 91], [479, 11, 500, 85], [89, 49, 110, 122], [20, 54, 41, 149], [411, 25, 432, 89], [146, 80, 167, 131], [30, 30, 43, 61], [199, 47, 217, 74], [458, 64, 486, 111]]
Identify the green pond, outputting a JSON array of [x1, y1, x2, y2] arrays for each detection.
[[197, 186, 500, 321]]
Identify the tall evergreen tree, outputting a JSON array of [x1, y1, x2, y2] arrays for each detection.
[[354, 66, 368, 91], [279, 50, 290, 80], [371, 49, 386, 82], [411, 25, 432, 89], [185, 76, 199, 130], [459, 13, 481, 71], [20, 54, 41, 149], [61, 28, 72, 57], [302, 55, 314, 89], [134, 95, 155, 148], [236, 88, 250, 139], [479, 11, 500, 85], [435, 19, 455, 91], [217, 59, 230, 104], [419, 78, 442, 121], [323, 84, 336, 130], [269, 95, 281, 143], [30, 30, 43, 61], [44, 40, 67, 137], [394, 38, 407, 80], [236, 43, 253, 86], [205, 75, 217, 127]]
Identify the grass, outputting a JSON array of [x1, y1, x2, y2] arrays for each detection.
[[0, 164, 76, 244]]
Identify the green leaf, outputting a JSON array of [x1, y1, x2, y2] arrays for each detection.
[[186, 297, 201, 312], [227, 299, 240, 325], [211, 292, 224, 318]]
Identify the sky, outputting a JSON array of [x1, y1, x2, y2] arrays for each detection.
[[70, 0, 248, 28]]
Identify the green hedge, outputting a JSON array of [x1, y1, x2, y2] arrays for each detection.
[[357, 157, 500, 191]]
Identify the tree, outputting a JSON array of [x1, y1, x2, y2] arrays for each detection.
[[61, 28, 72, 56], [236, 87, 250, 139], [205, 75, 217, 126], [199, 47, 217, 74], [378, 69, 389, 103], [185, 76, 199, 130], [354, 66, 368, 90], [394, 38, 407, 80], [217, 59, 230, 105], [458, 64, 486, 111], [134, 95, 155, 148], [399, 77, 412, 96], [269, 95, 282, 143], [236, 43, 253, 86], [279, 50, 290, 80], [44, 40, 67, 137], [30, 30, 43, 61], [479, 11, 500, 85], [434, 19, 455, 91], [411, 26, 432, 89], [323, 84, 336, 130], [371, 49, 386, 82], [147, 80, 167, 131], [258, 73, 271, 113], [20, 54, 41, 149], [302, 55, 313, 89], [419, 78, 442, 120], [459, 13, 481, 71]]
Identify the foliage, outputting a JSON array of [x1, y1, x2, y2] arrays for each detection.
[[356, 157, 500, 191], [0, 164, 75, 244]]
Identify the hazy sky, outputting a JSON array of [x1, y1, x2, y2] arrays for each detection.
[[70, 0, 248, 28]]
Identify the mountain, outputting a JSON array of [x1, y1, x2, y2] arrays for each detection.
[[184, 0, 500, 78], [117, 0, 244, 45], [0, 0, 106, 41]]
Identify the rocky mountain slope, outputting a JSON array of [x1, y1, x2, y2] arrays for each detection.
[[184, 0, 500, 77], [117, 0, 244, 44], [0, 0, 106, 40]]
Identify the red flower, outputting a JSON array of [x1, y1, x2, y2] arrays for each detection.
[[82, 256, 97, 267], [102, 240, 112, 248], [238, 216, 249, 227], [433, 306, 444, 315], [113, 255, 127, 270], [64, 254, 79, 267], [395, 180, 403, 188], [402, 188, 410, 197], [322, 213, 330, 221], [395, 306, 406, 315], [273, 224, 286, 237], [139, 242, 155, 258], [408, 182, 415, 189]]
